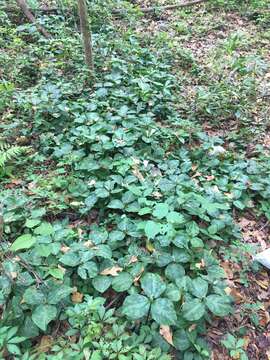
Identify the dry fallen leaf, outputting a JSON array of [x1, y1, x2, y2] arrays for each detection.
[[128, 255, 138, 265], [38, 336, 53, 353], [206, 175, 215, 181], [101, 266, 123, 276], [160, 325, 174, 346], [255, 279, 268, 290], [71, 291, 84, 303], [229, 288, 245, 304], [60, 245, 70, 253]]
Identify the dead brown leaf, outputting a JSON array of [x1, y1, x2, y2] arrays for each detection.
[[100, 266, 123, 276], [38, 336, 53, 353], [71, 291, 84, 304], [160, 325, 174, 346], [128, 255, 138, 265], [60, 245, 70, 253]]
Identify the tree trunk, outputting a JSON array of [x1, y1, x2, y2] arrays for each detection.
[[16, 0, 50, 38], [78, 0, 94, 73]]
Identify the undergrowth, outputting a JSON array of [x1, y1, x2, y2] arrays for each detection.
[[0, 0, 269, 359]]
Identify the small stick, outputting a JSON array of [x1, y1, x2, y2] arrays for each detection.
[[16, 0, 51, 38], [113, 0, 207, 14]]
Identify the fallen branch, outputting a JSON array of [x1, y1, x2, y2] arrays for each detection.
[[16, 0, 51, 38], [113, 0, 207, 14]]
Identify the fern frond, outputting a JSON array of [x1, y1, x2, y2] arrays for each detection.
[[0, 141, 29, 169]]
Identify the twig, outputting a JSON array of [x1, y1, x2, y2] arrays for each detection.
[[259, 220, 270, 232], [112, 0, 207, 14], [16, 0, 51, 38]]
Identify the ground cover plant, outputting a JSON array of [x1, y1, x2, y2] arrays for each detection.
[[0, 0, 270, 359]]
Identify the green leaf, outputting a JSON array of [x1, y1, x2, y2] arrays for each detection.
[[165, 283, 181, 302], [151, 298, 177, 325], [182, 299, 205, 321], [172, 248, 191, 263], [48, 268, 64, 280], [153, 203, 169, 219], [109, 230, 125, 242], [186, 222, 200, 237], [92, 276, 112, 293], [25, 219, 41, 228], [144, 221, 162, 239], [7, 344, 21, 356], [122, 294, 150, 320], [141, 273, 166, 299], [78, 261, 98, 279], [189, 278, 208, 298], [60, 252, 80, 267], [10, 234, 36, 252], [23, 287, 46, 305], [94, 245, 112, 258], [112, 272, 133, 292], [173, 329, 191, 351], [32, 304, 57, 331], [47, 285, 73, 304], [206, 295, 232, 317], [107, 199, 124, 209], [85, 194, 98, 209], [190, 237, 204, 248], [165, 263, 185, 282], [166, 211, 185, 224], [34, 222, 54, 236]]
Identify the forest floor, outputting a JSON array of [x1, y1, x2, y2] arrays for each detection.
[[1, 0, 270, 359]]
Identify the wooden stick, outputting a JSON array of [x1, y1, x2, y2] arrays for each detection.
[[16, 0, 51, 38], [113, 0, 207, 14], [78, 0, 94, 73]]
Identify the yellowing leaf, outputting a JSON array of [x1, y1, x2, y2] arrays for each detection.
[[160, 325, 174, 346], [71, 291, 84, 303], [146, 239, 155, 253], [38, 336, 53, 353], [100, 266, 123, 276]]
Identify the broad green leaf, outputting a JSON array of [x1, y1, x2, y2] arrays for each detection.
[[189, 278, 208, 298], [107, 199, 124, 209], [60, 252, 80, 267], [190, 237, 204, 248], [112, 272, 133, 292], [144, 221, 162, 239], [182, 299, 205, 321], [85, 194, 98, 209], [90, 229, 108, 244], [151, 298, 177, 325], [34, 222, 54, 236], [94, 245, 112, 258], [153, 203, 169, 219], [32, 304, 57, 331], [173, 329, 191, 351], [172, 248, 191, 263], [48, 268, 64, 280], [10, 234, 36, 252], [186, 222, 200, 237], [206, 295, 232, 317], [109, 230, 125, 242], [47, 285, 73, 304], [165, 263, 185, 282], [122, 294, 150, 320], [25, 219, 40, 228], [166, 211, 185, 224], [92, 276, 112, 293], [165, 283, 181, 302], [23, 287, 46, 305], [141, 273, 166, 299], [7, 344, 21, 356], [78, 261, 98, 279]]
